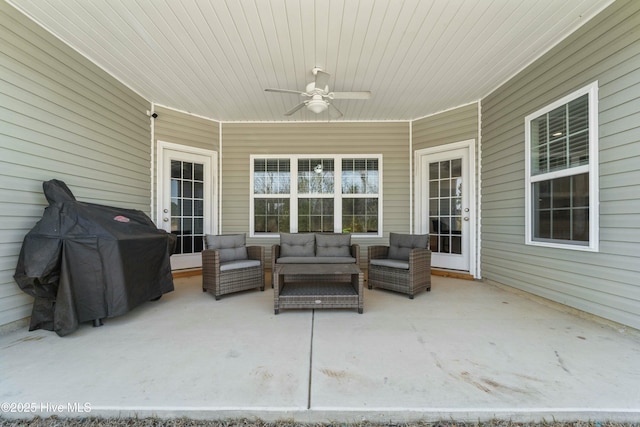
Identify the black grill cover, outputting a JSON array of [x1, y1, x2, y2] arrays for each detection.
[[14, 180, 176, 336]]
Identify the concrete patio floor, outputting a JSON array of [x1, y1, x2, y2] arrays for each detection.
[[1, 275, 639, 424]]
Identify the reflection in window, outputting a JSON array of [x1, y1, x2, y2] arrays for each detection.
[[298, 159, 334, 194], [342, 198, 378, 233], [251, 156, 381, 235], [533, 174, 589, 242], [254, 198, 290, 233], [254, 159, 290, 194], [526, 82, 597, 249], [341, 158, 380, 233], [342, 159, 379, 194], [298, 198, 334, 232]]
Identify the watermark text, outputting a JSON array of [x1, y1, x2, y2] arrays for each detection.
[[1, 402, 91, 414]]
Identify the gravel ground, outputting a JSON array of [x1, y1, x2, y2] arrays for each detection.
[[0, 419, 638, 427]]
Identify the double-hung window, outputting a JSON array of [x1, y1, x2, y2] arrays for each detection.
[[297, 158, 335, 232], [341, 158, 379, 234], [525, 82, 599, 251], [251, 155, 382, 236], [253, 159, 291, 234]]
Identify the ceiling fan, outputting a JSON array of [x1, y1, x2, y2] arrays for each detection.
[[265, 68, 371, 118]]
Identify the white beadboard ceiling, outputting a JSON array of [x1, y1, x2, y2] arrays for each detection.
[[9, 0, 613, 122]]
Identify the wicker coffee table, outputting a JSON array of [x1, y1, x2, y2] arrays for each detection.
[[273, 264, 363, 314]]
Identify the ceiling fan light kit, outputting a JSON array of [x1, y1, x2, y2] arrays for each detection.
[[306, 97, 328, 114], [265, 68, 371, 118]]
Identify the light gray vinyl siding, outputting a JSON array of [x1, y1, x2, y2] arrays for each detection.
[[481, 0, 640, 329], [221, 122, 410, 265], [152, 105, 219, 223], [0, 2, 151, 328], [412, 103, 480, 272], [153, 106, 219, 151], [412, 103, 479, 151]]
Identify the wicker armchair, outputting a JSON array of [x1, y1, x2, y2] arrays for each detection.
[[367, 233, 431, 299], [202, 234, 264, 300]]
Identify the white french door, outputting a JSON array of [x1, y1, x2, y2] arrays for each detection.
[[415, 140, 476, 275], [157, 141, 217, 270]]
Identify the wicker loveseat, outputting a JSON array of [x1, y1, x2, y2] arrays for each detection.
[[202, 234, 264, 300], [367, 232, 431, 299], [271, 232, 360, 285]]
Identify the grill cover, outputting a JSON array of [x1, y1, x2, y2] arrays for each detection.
[[14, 180, 176, 336]]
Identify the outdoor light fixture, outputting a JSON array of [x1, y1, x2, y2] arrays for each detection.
[[306, 96, 328, 114]]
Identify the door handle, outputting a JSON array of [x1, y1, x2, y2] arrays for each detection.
[[464, 217, 469, 221], [163, 218, 169, 222]]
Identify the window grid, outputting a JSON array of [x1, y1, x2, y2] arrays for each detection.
[[342, 197, 378, 233], [525, 82, 597, 250], [428, 159, 462, 254], [298, 159, 334, 194], [254, 159, 290, 194], [342, 159, 379, 194], [251, 156, 381, 235], [253, 198, 290, 233], [533, 174, 589, 242], [341, 158, 380, 233], [170, 160, 205, 255], [298, 198, 334, 232], [532, 94, 589, 176]]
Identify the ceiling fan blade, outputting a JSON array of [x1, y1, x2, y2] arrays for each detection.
[[328, 103, 343, 119], [315, 70, 330, 92], [331, 91, 371, 99], [284, 102, 306, 116], [265, 88, 305, 95]]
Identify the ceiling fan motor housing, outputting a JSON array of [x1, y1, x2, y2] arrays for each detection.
[[306, 81, 328, 94]]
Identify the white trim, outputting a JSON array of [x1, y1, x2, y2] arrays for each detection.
[[156, 141, 218, 233], [482, 2, 615, 101], [221, 119, 410, 124], [149, 102, 156, 221], [529, 165, 590, 182], [525, 82, 598, 122], [414, 139, 477, 277], [218, 122, 223, 233], [5, 1, 150, 103], [476, 100, 483, 279], [410, 100, 480, 122], [249, 154, 383, 238], [156, 140, 218, 269], [409, 121, 413, 233], [524, 81, 599, 252], [153, 103, 221, 123]]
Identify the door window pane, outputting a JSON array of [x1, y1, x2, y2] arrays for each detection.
[[451, 236, 462, 254], [193, 163, 204, 181], [428, 158, 463, 255], [170, 160, 205, 255]]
